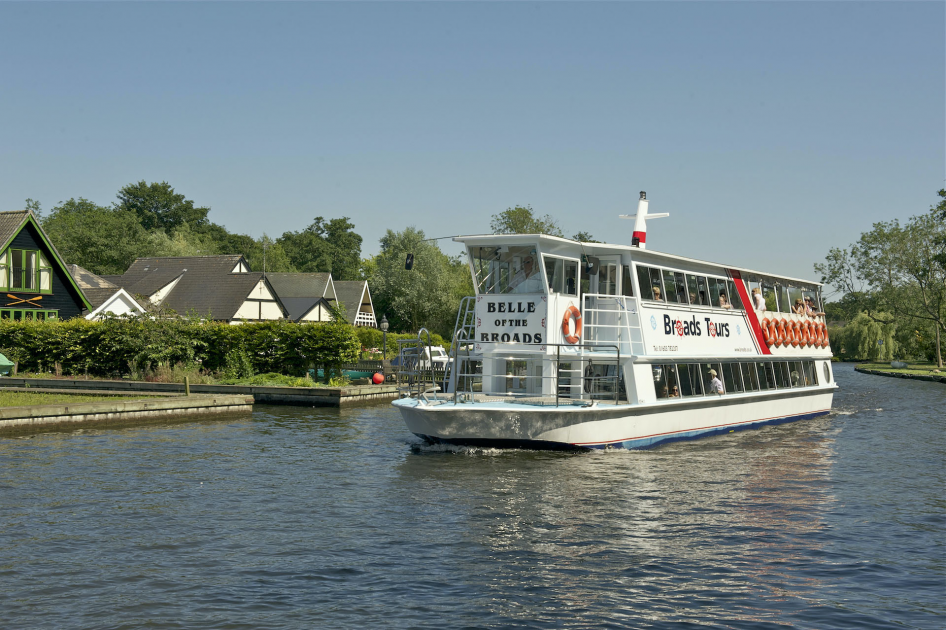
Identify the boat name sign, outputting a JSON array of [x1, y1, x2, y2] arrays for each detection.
[[475, 295, 548, 347]]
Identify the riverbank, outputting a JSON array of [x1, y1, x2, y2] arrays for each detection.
[[854, 362, 946, 383], [0, 393, 254, 436], [0, 376, 399, 406]]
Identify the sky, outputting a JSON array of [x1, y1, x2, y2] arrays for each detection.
[[0, 2, 942, 295]]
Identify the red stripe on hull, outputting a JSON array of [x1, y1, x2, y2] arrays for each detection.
[[727, 268, 771, 355]]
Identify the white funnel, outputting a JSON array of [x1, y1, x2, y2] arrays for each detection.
[[619, 191, 669, 249]]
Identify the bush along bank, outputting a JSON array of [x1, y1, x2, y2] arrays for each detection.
[[0, 317, 360, 382], [352, 326, 451, 358]]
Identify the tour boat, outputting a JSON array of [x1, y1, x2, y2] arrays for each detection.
[[392, 192, 836, 450]]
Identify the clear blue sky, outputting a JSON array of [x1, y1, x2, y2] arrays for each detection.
[[1, 2, 942, 293]]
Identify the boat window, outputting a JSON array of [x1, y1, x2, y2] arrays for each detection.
[[598, 263, 618, 296], [805, 361, 818, 386], [505, 359, 530, 394], [761, 281, 778, 311], [722, 363, 743, 393], [653, 364, 679, 399], [802, 288, 820, 311], [822, 362, 831, 383], [758, 362, 776, 390], [469, 245, 544, 295], [636, 265, 654, 300], [695, 276, 709, 306], [727, 280, 744, 310], [777, 285, 792, 314], [544, 255, 580, 296], [789, 361, 804, 387], [701, 363, 723, 395], [773, 361, 790, 388], [662, 270, 678, 304], [621, 266, 634, 297], [708, 277, 721, 309], [714, 278, 732, 309], [788, 286, 804, 313], [741, 362, 759, 391], [685, 274, 701, 306], [677, 363, 702, 396], [673, 272, 688, 304], [649, 268, 664, 302]]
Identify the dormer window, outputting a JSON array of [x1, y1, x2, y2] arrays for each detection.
[[0, 248, 52, 293]]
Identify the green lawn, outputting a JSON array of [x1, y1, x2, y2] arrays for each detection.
[[857, 362, 944, 376], [0, 391, 152, 407]]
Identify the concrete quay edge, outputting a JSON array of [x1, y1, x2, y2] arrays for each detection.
[[854, 367, 946, 384]]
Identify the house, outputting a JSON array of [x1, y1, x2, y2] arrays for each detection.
[[108, 255, 287, 323], [68, 264, 148, 320], [0, 210, 91, 320], [265, 273, 338, 322], [333, 280, 378, 327]]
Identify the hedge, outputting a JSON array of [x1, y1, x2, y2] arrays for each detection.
[[0, 317, 360, 379], [353, 327, 450, 357]]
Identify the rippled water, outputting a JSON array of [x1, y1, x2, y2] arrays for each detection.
[[1, 364, 943, 629]]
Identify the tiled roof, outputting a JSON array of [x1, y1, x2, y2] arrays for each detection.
[[112, 255, 270, 320], [0, 211, 28, 248], [68, 264, 119, 309], [333, 281, 371, 325], [265, 273, 331, 298]]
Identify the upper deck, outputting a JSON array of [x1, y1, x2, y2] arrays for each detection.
[[455, 232, 830, 361]]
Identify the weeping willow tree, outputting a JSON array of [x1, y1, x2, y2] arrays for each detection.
[[838, 313, 898, 362]]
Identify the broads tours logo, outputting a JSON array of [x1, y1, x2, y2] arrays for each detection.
[[663, 314, 730, 339]]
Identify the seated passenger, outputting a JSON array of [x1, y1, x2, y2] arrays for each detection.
[[509, 256, 544, 294], [719, 292, 733, 309], [652, 286, 662, 301], [669, 385, 680, 398], [793, 298, 806, 315], [709, 369, 724, 395], [805, 296, 826, 317], [752, 287, 766, 311], [658, 386, 669, 399]]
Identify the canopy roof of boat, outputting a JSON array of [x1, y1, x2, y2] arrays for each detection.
[[454, 233, 822, 287]]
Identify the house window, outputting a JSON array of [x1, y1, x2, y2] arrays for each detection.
[[0, 309, 58, 321], [0, 249, 52, 294]]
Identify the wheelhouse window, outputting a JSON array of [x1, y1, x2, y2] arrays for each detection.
[[469, 245, 545, 295], [0, 248, 52, 293], [598, 262, 618, 295], [621, 266, 634, 297], [542, 255, 578, 296]]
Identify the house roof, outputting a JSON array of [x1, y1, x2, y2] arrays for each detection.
[[68, 264, 150, 312], [333, 280, 371, 325], [0, 211, 29, 247], [114, 255, 275, 320], [265, 273, 332, 298]]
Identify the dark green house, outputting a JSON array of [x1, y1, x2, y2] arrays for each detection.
[[0, 210, 91, 320]]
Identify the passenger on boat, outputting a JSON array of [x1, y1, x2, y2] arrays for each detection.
[[509, 256, 544, 293], [709, 369, 724, 395], [670, 385, 680, 398], [752, 287, 766, 311], [793, 298, 806, 315], [805, 297, 825, 317], [653, 286, 662, 300], [719, 292, 733, 310]]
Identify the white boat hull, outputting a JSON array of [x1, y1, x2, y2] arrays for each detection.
[[393, 386, 835, 450]]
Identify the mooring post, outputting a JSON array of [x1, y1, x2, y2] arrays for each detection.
[[185, 376, 191, 396]]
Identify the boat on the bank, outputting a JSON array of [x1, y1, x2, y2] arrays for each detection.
[[392, 192, 836, 450]]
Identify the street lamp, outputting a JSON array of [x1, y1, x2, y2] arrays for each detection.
[[380, 315, 389, 359]]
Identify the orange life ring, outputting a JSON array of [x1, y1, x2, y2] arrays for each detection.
[[812, 322, 822, 347], [821, 323, 829, 347], [791, 320, 801, 347], [762, 318, 775, 346], [562, 306, 582, 344], [800, 320, 810, 346], [775, 319, 791, 346]]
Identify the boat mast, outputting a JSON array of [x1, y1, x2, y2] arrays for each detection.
[[619, 191, 669, 249]]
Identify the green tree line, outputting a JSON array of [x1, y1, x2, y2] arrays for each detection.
[[816, 190, 946, 367]]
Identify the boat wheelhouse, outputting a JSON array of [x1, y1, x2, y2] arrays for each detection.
[[392, 193, 836, 450]]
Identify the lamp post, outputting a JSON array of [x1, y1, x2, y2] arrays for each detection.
[[380, 315, 389, 359]]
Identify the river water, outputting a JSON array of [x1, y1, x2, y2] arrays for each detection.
[[1, 364, 943, 629]]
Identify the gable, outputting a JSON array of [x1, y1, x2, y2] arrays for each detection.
[[0, 213, 91, 318]]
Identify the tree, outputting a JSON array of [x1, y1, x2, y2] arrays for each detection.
[[42, 198, 152, 275], [116, 181, 210, 232], [572, 231, 598, 242], [23, 198, 42, 219], [490, 205, 564, 237], [278, 216, 362, 280], [369, 227, 472, 336], [815, 192, 946, 367]]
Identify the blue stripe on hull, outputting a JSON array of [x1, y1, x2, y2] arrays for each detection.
[[413, 409, 830, 451], [587, 409, 831, 450]]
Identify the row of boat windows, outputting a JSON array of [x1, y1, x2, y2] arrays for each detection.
[[637, 265, 744, 310], [652, 360, 825, 399]]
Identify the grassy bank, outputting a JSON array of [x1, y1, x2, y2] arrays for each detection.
[[856, 362, 943, 376], [0, 391, 156, 407]]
